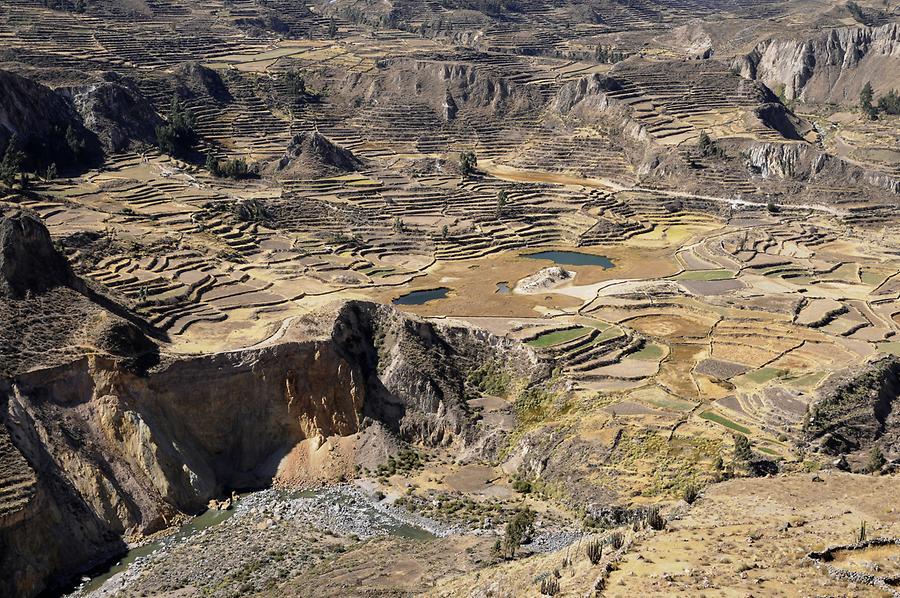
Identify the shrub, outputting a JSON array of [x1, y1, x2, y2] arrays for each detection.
[[698, 130, 726, 159], [586, 539, 603, 565], [877, 89, 900, 115], [511, 476, 532, 494]]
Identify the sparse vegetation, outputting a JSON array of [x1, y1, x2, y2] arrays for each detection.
[[467, 361, 512, 397]]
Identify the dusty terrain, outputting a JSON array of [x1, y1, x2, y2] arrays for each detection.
[[1, 0, 899, 596]]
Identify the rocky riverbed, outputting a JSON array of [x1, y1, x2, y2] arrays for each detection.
[[67, 483, 582, 597]]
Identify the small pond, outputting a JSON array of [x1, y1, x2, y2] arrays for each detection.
[[496, 282, 511, 294], [393, 287, 450, 305], [524, 250, 614, 268]]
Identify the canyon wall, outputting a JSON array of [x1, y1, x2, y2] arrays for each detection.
[[735, 24, 900, 102], [0, 301, 540, 597]]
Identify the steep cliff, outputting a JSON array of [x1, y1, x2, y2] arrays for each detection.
[[0, 301, 540, 597], [735, 24, 900, 103]]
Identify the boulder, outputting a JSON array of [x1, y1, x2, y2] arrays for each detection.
[[0, 210, 72, 298]]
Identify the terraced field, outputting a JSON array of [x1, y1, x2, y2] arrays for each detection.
[[1, 0, 900, 596]]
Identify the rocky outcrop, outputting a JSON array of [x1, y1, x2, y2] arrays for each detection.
[[550, 73, 623, 118], [741, 141, 900, 193], [735, 24, 900, 103], [514, 266, 575, 294], [0, 70, 101, 171], [61, 74, 163, 153], [0, 210, 73, 299], [173, 61, 232, 103], [0, 300, 541, 597], [805, 356, 900, 457], [274, 131, 362, 178]]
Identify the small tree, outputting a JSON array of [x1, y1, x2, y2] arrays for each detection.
[[733, 433, 753, 463], [459, 150, 477, 177], [205, 153, 221, 176], [0, 135, 25, 188], [766, 198, 779, 214], [877, 89, 900, 115], [44, 162, 58, 181], [860, 82, 877, 119], [503, 507, 535, 558], [867, 446, 886, 474], [65, 124, 86, 160], [156, 94, 197, 158], [440, 224, 449, 239]]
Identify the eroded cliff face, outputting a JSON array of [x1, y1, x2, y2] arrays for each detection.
[[0, 301, 540, 597], [741, 141, 900, 193], [735, 24, 900, 102]]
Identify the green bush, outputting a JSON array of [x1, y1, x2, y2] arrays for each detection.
[[503, 507, 535, 558]]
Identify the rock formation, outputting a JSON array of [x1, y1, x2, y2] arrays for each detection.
[[274, 131, 362, 177], [0, 70, 101, 171], [0, 209, 73, 299], [735, 23, 900, 102], [61, 74, 163, 153]]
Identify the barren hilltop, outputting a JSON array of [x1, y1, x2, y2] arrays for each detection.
[[1, 0, 900, 596]]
